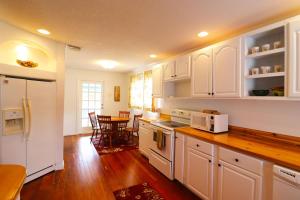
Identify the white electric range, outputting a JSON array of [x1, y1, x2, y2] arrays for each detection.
[[149, 109, 192, 180]]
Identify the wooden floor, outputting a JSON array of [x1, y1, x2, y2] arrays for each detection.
[[21, 134, 200, 200]]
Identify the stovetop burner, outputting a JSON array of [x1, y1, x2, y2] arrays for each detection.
[[154, 121, 188, 128]]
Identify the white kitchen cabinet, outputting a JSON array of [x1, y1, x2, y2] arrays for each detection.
[[163, 61, 175, 81], [175, 132, 185, 183], [191, 47, 213, 97], [217, 160, 262, 200], [175, 54, 191, 80], [288, 19, 300, 97], [213, 37, 241, 97], [186, 147, 213, 200], [163, 55, 191, 81], [217, 147, 263, 200], [152, 64, 163, 97], [138, 120, 152, 158]]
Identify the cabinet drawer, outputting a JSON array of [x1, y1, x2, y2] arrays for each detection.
[[219, 147, 263, 175], [139, 120, 150, 129], [186, 136, 213, 156]]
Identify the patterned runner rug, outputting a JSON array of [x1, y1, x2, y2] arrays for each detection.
[[113, 182, 164, 200]]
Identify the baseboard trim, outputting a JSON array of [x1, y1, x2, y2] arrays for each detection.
[[55, 160, 64, 170], [25, 165, 56, 183]]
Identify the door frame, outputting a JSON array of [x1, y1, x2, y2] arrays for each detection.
[[76, 79, 104, 133]]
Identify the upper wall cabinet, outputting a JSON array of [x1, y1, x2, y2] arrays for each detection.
[[152, 64, 163, 98], [163, 55, 191, 81], [191, 47, 213, 97], [163, 61, 175, 81], [213, 37, 241, 97], [289, 19, 300, 97]]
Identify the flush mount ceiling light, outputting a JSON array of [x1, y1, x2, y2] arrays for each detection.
[[37, 29, 50, 35], [97, 60, 119, 69], [198, 31, 208, 38], [149, 54, 157, 58]]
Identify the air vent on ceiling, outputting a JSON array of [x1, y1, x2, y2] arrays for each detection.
[[67, 44, 81, 51]]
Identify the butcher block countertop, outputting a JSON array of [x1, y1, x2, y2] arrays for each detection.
[[175, 126, 300, 172], [0, 165, 26, 200]]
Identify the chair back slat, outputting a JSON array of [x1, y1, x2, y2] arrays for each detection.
[[119, 111, 130, 118], [88, 112, 98, 129], [97, 115, 112, 131]]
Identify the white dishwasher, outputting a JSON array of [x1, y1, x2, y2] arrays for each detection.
[[273, 165, 300, 200]]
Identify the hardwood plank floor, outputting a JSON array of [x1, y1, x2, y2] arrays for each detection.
[[21, 134, 200, 200]]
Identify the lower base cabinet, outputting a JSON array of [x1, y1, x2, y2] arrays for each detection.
[[185, 148, 213, 200], [217, 160, 262, 200]]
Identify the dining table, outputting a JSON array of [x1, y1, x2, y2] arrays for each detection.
[[110, 116, 130, 133]]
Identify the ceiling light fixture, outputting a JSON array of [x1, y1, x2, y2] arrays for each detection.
[[198, 31, 208, 38], [97, 60, 119, 69], [37, 29, 50, 35], [149, 54, 157, 58]]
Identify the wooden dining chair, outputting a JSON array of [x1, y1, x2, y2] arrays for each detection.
[[118, 111, 130, 139], [97, 115, 113, 147], [88, 112, 100, 142], [119, 111, 130, 118], [124, 114, 143, 143]]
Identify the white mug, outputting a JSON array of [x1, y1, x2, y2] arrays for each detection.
[[251, 46, 260, 54], [262, 44, 271, 51], [274, 65, 283, 72], [273, 41, 282, 49], [261, 66, 271, 74]]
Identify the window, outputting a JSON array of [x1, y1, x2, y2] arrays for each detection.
[[129, 70, 153, 110], [80, 81, 103, 128]]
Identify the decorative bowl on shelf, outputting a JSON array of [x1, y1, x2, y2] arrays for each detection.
[[252, 90, 269, 96], [271, 87, 284, 96], [16, 59, 38, 68]]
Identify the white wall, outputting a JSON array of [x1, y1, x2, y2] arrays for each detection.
[[63, 68, 129, 135], [159, 98, 300, 137], [0, 20, 65, 169]]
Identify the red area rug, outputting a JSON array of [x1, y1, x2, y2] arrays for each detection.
[[113, 182, 164, 200], [92, 137, 138, 155]]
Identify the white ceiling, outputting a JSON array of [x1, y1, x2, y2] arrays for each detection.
[[1, 0, 300, 72]]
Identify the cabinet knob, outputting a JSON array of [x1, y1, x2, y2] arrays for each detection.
[[174, 74, 177, 77], [209, 160, 212, 163], [218, 163, 221, 167], [235, 158, 239, 162], [208, 92, 211, 95], [212, 92, 215, 96], [196, 144, 200, 147]]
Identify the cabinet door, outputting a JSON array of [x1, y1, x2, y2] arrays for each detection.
[[288, 19, 300, 97], [191, 47, 213, 97], [186, 148, 212, 200], [152, 65, 163, 97], [213, 37, 241, 97], [175, 133, 184, 183], [217, 160, 262, 200], [175, 55, 191, 80], [163, 61, 175, 81]]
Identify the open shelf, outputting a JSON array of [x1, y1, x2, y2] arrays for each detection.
[[245, 72, 285, 79], [243, 24, 286, 98], [246, 47, 285, 59]]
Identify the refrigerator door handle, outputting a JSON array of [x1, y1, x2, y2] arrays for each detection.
[[26, 98, 32, 140], [22, 97, 28, 138]]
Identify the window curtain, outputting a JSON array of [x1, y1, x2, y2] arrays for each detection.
[[129, 70, 153, 111], [143, 70, 152, 111], [129, 73, 144, 109]]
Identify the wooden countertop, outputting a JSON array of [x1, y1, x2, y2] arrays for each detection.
[[0, 165, 26, 200], [175, 127, 300, 171]]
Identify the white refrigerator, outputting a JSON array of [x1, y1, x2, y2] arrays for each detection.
[[0, 76, 57, 182]]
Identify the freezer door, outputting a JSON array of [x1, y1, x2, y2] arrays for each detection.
[[26, 80, 57, 175], [0, 77, 27, 167]]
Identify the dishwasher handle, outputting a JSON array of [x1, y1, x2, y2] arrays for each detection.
[[274, 165, 300, 184]]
